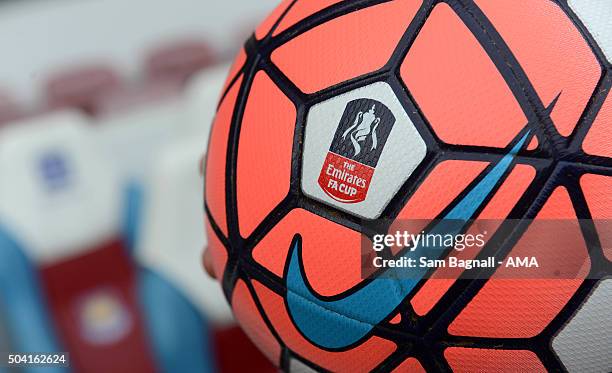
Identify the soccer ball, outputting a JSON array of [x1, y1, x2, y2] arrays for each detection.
[[204, 1, 611, 371]]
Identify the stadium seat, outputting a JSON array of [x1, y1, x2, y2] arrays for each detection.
[[94, 63, 229, 247], [136, 136, 231, 324], [94, 86, 187, 248], [145, 39, 217, 85], [95, 78, 184, 117], [0, 111, 215, 373], [0, 91, 22, 125], [182, 64, 230, 139], [45, 65, 122, 116], [136, 135, 276, 373]]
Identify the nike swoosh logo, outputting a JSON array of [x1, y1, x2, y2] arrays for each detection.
[[285, 128, 534, 349]]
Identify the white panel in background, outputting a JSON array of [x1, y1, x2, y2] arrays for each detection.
[[136, 136, 232, 324], [289, 358, 317, 373], [95, 96, 184, 183], [183, 64, 231, 141], [569, 0, 612, 62], [552, 279, 612, 373], [0, 110, 122, 264]]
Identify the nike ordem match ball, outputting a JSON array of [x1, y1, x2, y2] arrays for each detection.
[[204, 1, 612, 372]]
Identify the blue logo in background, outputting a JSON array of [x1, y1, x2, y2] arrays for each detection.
[[39, 152, 70, 191]]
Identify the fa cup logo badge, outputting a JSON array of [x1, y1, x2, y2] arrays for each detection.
[[342, 105, 381, 157], [318, 98, 396, 204]]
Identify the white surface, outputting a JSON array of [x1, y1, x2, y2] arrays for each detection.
[[552, 279, 612, 373], [95, 64, 230, 183], [289, 358, 317, 373], [95, 97, 184, 183], [0, 111, 122, 264], [301, 82, 427, 219], [107, 64, 232, 322], [182, 63, 231, 140], [136, 136, 232, 324], [569, 0, 612, 63], [0, 0, 276, 105]]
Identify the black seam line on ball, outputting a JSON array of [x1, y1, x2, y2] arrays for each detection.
[[452, 0, 564, 158], [204, 204, 231, 250], [562, 73, 611, 162], [221, 36, 261, 299], [567, 71, 612, 156], [257, 0, 298, 46], [244, 274, 287, 350], [554, 0, 610, 158]]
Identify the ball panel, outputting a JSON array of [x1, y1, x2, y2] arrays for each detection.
[[581, 174, 612, 261], [391, 357, 426, 373], [401, 3, 527, 148], [231, 280, 282, 365], [206, 77, 242, 237], [388, 314, 401, 325], [271, 0, 421, 94], [273, 0, 344, 37], [582, 92, 612, 158], [475, 0, 601, 137], [252, 280, 397, 372], [444, 348, 545, 373], [252, 209, 363, 297], [552, 279, 612, 373], [255, 0, 293, 40], [236, 72, 296, 237], [448, 188, 586, 338], [569, 0, 612, 63]]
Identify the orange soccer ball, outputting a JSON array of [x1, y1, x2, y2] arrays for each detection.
[[204, 1, 611, 371]]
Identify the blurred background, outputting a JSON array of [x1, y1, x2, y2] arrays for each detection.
[[0, 0, 279, 372]]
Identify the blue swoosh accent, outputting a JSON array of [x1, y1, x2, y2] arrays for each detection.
[[286, 132, 530, 349]]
